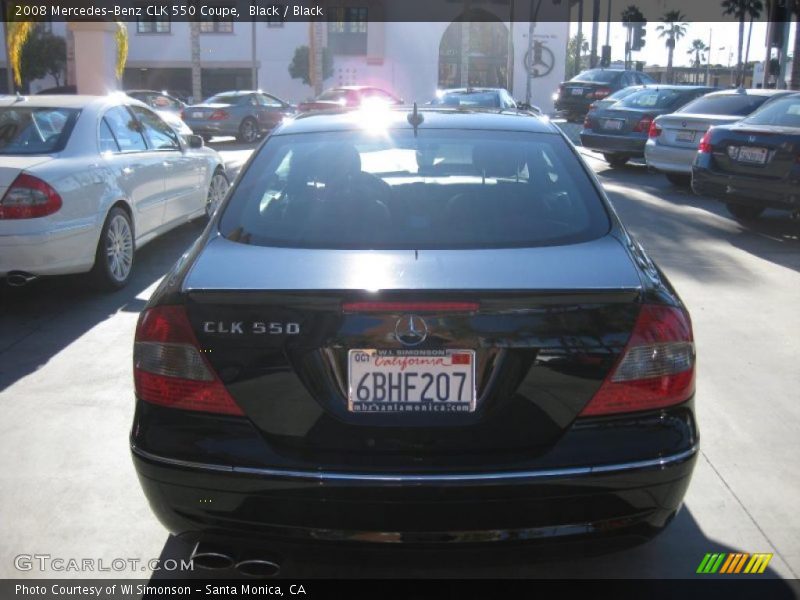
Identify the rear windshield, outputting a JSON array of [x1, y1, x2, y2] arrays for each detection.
[[677, 94, 770, 116], [432, 92, 500, 108], [0, 107, 79, 155], [605, 86, 642, 102], [205, 94, 244, 105], [219, 129, 610, 250], [742, 95, 800, 127], [572, 69, 620, 84], [617, 88, 692, 109]]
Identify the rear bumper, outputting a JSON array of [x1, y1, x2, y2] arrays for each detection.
[[644, 141, 697, 174], [0, 221, 97, 277], [580, 132, 646, 156], [131, 404, 699, 547], [183, 121, 238, 137], [692, 166, 800, 211]]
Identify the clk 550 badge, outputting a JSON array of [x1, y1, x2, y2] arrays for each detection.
[[203, 321, 300, 335]]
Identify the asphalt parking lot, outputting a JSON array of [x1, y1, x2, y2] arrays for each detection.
[[1, 139, 799, 581]]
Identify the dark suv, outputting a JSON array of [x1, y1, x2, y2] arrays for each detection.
[[555, 69, 656, 122]]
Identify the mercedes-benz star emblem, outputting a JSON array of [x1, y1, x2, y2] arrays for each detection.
[[395, 315, 429, 346]]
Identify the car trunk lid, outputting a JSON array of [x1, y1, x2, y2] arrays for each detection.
[[710, 124, 799, 180], [656, 113, 741, 148]]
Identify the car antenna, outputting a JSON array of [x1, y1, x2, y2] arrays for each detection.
[[407, 102, 424, 137]]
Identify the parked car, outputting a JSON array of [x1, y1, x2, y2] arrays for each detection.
[[581, 86, 715, 168], [0, 95, 229, 290], [131, 108, 697, 554], [125, 89, 186, 116], [692, 92, 800, 221], [645, 88, 796, 185], [297, 85, 402, 112], [183, 90, 295, 143], [431, 87, 517, 108], [554, 68, 656, 122]]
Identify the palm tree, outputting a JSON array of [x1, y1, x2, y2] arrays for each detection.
[[687, 39, 709, 84], [656, 11, 688, 84], [721, 0, 763, 86], [791, 2, 800, 90]]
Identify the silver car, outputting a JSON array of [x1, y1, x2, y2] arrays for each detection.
[[0, 95, 229, 290], [645, 88, 795, 185]]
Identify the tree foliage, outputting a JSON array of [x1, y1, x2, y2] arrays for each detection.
[[566, 33, 589, 79], [288, 45, 333, 87], [19, 26, 67, 89]]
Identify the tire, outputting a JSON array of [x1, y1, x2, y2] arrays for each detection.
[[91, 207, 134, 291], [237, 117, 259, 143], [726, 203, 764, 221], [205, 168, 230, 219], [604, 153, 629, 168], [666, 173, 691, 187]]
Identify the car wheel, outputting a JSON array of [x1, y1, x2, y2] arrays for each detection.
[[604, 153, 629, 168], [666, 173, 691, 187], [726, 203, 764, 221], [206, 168, 230, 219], [237, 118, 259, 143], [91, 207, 134, 291]]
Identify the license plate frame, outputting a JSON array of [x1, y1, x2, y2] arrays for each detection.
[[676, 130, 696, 143], [736, 146, 768, 164], [192, 111, 204, 119], [347, 349, 477, 414], [570, 87, 583, 95], [603, 119, 624, 130]]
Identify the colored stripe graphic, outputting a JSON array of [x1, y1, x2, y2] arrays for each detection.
[[744, 554, 773, 574], [697, 552, 773, 574]]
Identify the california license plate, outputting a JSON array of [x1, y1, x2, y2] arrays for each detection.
[[192, 111, 204, 119], [570, 87, 583, 95], [676, 130, 696, 142], [348, 349, 476, 413], [737, 146, 768, 164], [604, 119, 624, 130]]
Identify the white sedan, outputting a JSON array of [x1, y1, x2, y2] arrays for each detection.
[[0, 94, 230, 290]]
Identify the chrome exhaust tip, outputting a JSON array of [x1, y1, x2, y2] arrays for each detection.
[[190, 543, 235, 570], [6, 271, 37, 287], [235, 558, 281, 578]]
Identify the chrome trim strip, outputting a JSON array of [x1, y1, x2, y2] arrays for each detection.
[[131, 444, 698, 483]]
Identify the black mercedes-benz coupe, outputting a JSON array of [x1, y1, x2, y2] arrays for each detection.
[[131, 106, 698, 565], [692, 92, 800, 221]]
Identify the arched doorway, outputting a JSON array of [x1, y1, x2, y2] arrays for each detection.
[[438, 10, 510, 89]]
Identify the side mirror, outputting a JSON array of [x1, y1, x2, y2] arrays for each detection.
[[187, 134, 204, 149]]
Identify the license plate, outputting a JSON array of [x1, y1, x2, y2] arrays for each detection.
[[676, 130, 696, 142], [192, 111, 204, 119], [737, 146, 768, 164], [570, 87, 583, 95], [348, 349, 476, 414], [603, 119, 624, 130]]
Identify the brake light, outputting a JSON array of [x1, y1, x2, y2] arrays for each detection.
[[342, 301, 479, 313], [133, 305, 244, 416], [591, 87, 612, 99], [648, 120, 662, 138], [209, 109, 229, 121], [583, 115, 592, 129], [0, 174, 62, 219], [698, 130, 713, 153], [633, 114, 655, 133], [579, 304, 695, 417]]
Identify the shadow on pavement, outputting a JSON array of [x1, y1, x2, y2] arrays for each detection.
[[147, 508, 791, 580], [0, 220, 206, 392]]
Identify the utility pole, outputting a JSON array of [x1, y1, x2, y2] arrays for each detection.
[[706, 28, 712, 86], [575, 0, 584, 77], [251, 20, 258, 90], [589, 0, 599, 68]]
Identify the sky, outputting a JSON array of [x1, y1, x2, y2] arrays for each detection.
[[568, 20, 793, 68]]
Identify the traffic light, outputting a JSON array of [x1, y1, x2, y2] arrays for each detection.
[[600, 45, 611, 68], [632, 20, 647, 51]]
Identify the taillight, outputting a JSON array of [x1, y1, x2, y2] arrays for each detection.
[[648, 120, 662, 138], [633, 114, 655, 133], [698, 130, 713, 153], [179, 109, 185, 120], [209, 109, 229, 121], [591, 87, 612, 99], [0, 173, 62, 219], [342, 301, 479, 313], [583, 114, 592, 129], [133, 305, 244, 416], [579, 304, 695, 417]]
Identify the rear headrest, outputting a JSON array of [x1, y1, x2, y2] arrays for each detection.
[[294, 143, 362, 185], [472, 142, 523, 179]]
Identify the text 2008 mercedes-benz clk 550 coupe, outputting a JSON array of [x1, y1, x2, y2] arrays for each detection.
[[131, 107, 697, 561]]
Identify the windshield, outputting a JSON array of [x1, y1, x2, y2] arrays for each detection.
[[0, 107, 79, 155], [677, 94, 771, 116], [431, 92, 500, 107], [604, 86, 642, 102], [219, 129, 610, 250], [572, 69, 620, 84], [617, 88, 691, 109], [741, 95, 800, 127]]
